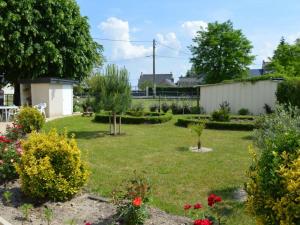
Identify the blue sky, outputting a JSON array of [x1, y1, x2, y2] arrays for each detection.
[[76, 0, 300, 86]]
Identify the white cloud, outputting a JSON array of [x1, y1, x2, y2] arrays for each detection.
[[156, 32, 182, 55], [181, 20, 208, 37], [99, 17, 152, 59], [286, 32, 300, 43]]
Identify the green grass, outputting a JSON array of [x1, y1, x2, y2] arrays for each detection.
[[44, 116, 255, 225]]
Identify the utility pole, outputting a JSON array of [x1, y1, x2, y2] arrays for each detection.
[[152, 39, 156, 98]]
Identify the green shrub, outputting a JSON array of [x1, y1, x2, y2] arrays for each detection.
[[238, 108, 250, 115], [16, 129, 89, 201], [15, 107, 45, 133], [245, 105, 300, 225], [276, 78, 300, 108], [211, 110, 230, 122], [171, 103, 183, 114], [161, 102, 169, 113], [149, 104, 158, 112], [130, 103, 144, 116], [94, 112, 172, 124]]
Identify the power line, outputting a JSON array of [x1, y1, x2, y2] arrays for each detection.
[[156, 55, 188, 60], [105, 55, 152, 63], [93, 38, 152, 43], [156, 42, 190, 56]]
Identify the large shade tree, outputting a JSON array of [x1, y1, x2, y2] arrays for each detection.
[[0, 0, 103, 105], [267, 37, 300, 77], [99, 64, 131, 136], [189, 21, 254, 84]]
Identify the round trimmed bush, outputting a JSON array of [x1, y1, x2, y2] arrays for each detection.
[[16, 129, 89, 201], [16, 107, 45, 133]]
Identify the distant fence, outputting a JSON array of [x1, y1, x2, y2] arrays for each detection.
[[132, 86, 199, 98]]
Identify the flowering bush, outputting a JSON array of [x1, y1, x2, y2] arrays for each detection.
[[112, 172, 151, 225], [0, 135, 23, 181], [16, 129, 89, 201], [184, 194, 223, 225], [5, 123, 24, 141]]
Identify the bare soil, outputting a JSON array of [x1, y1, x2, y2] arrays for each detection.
[[0, 181, 191, 225]]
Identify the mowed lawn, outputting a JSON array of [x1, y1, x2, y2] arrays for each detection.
[[44, 116, 255, 225]]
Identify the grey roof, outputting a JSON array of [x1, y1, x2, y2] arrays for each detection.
[[177, 77, 203, 87], [249, 69, 264, 77], [138, 73, 174, 87]]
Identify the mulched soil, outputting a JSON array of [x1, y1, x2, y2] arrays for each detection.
[[0, 180, 191, 225]]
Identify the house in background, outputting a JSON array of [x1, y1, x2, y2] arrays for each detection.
[[249, 60, 271, 77], [20, 77, 75, 118], [138, 72, 175, 89]]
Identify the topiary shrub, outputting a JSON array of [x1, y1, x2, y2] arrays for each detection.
[[245, 105, 300, 225], [211, 110, 230, 122], [149, 104, 158, 112], [238, 108, 250, 115], [161, 102, 169, 113], [15, 107, 45, 133], [16, 129, 89, 201]]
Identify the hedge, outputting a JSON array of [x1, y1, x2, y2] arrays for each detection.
[[178, 114, 256, 121], [176, 118, 255, 130], [94, 112, 172, 124]]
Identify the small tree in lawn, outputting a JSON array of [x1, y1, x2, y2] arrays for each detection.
[[189, 122, 205, 149], [101, 64, 131, 135]]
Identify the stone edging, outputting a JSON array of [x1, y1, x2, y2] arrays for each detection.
[[0, 216, 12, 225]]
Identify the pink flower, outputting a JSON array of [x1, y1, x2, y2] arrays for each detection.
[[194, 219, 213, 225], [0, 160, 3, 165]]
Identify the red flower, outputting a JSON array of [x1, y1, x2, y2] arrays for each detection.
[[193, 203, 202, 209], [194, 219, 213, 225], [132, 197, 142, 207], [208, 194, 222, 207], [184, 204, 192, 210], [85, 223, 91, 225]]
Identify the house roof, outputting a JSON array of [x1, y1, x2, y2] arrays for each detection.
[[177, 77, 203, 87], [138, 73, 175, 86]]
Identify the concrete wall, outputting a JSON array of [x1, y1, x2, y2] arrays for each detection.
[[200, 80, 280, 115]]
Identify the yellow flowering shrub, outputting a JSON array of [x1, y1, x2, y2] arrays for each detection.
[[16, 107, 45, 133], [16, 129, 89, 201]]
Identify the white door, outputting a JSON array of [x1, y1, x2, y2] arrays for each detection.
[[62, 85, 73, 115]]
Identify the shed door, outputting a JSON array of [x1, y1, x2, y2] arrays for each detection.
[[62, 85, 73, 115]]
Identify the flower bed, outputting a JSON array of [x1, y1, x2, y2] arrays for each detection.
[[94, 112, 172, 124], [177, 117, 255, 131]]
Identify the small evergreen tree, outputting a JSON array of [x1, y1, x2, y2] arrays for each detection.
[[100, 64, 131, 135]]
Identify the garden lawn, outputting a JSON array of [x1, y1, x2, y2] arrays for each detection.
[[44, 116, 255, 225]]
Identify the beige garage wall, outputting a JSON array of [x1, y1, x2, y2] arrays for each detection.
[[49, 84, 63, 117], [200, 80, 280, 115]]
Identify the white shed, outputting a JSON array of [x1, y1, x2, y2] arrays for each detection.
[[20, 78, 75, 118], [199, 79, 282, 115]]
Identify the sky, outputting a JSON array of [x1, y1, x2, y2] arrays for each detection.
[[76, 0, 300, 87]]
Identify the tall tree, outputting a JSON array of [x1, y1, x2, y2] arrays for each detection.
[[267, 37, 300, 76], [190, 21, 254, 84], [99, 64, 131, 135], [0, 0, 103, 105]]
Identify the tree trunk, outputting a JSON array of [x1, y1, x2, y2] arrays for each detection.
[[109, 113, 112, 134], [113, 112, 117, 135], [198, 138, 201, 150], [13, 82, 21, 106], [119, 114, 121, 135]]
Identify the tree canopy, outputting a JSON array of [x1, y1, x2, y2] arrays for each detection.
[[267, 37, 300, 77], [189, 21, 254, 84], [0, 0, 103, 88]]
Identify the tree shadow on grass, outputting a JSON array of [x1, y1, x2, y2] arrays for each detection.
[[68, 131, 109, 140], [242, 134, 254, 141], [176, 146, 189, 152], [207, 186, 247, 217], [92, 214, 118, 225]]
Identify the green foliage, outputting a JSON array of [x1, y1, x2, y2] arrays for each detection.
[[129, 103, 145, 117], [16, 129, 89, 201], [161, 102, 170, 113], [246, 105, 300, 225], [276, 78, 300, 108], [0, 0, 103, 86], [2, 190, 13, 205], [212, 101, 231, 122], [0, 139, 22, 181], [189, 122, 206, 149], [94, 112, 172, 124], [149, 104, 158, 112], [138, 80, 153, 91], [238, 108, 250, 115], [15, 107, 45, 133], [112, 172, 151, 225], [190, 21, 254, 84], [43, 207, 54, 225], [267, 37, 300, 77], [5, 123, 24, 141], [20, 203, 33, 222]]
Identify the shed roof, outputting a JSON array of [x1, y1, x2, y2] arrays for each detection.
[[20, 77, 77, 85]]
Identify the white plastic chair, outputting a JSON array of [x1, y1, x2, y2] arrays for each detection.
[[34, 103, 47, 117]]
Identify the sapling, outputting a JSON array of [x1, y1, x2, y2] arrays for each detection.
[[2, 190, 13, 205], [20, 203, 33, 222], [189, 122, 206, 149], [43, 207, 53, 225]]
